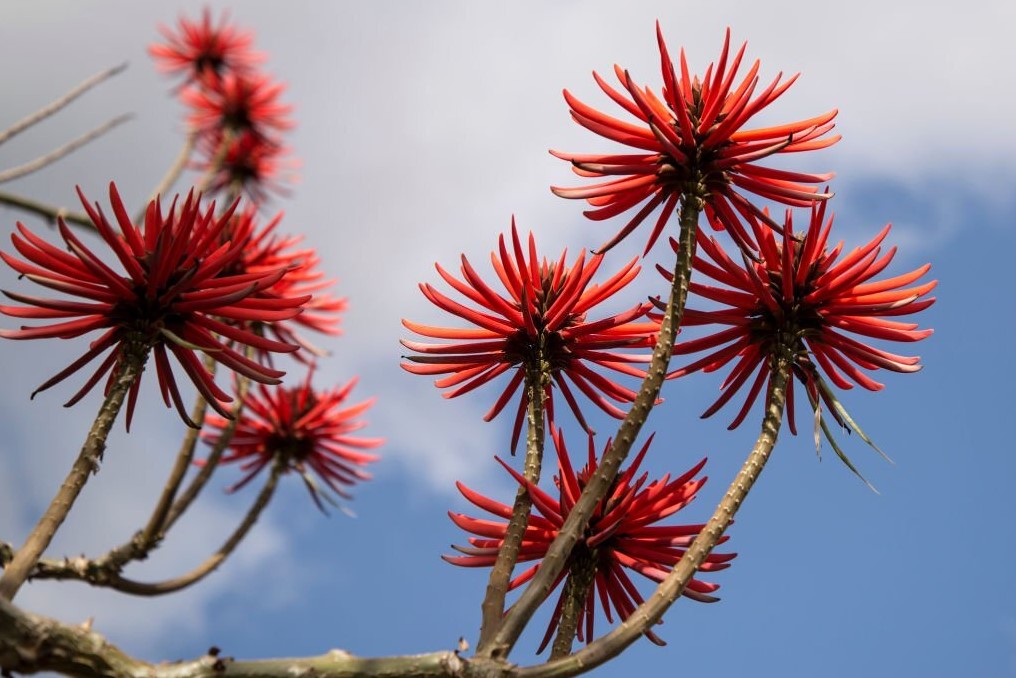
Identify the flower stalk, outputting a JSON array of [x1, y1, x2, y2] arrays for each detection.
[[0, 338, 148, 601], [478, 363, 548, 650], [548, 547, 597, 660], [517, 341, 793, 678], [100, 460, 283, 596], [483, 184, 704, 660]]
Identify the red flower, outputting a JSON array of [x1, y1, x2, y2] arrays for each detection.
[[149, 9, 263, 83], [551, 24, 839, 255], [220, 206, 345, 359], [182, 71, 294, 139], [444, 427, 733, 651], [401, 221, 656, 450], [665, 202, 936, 466], [195, 130, 296, 202], [0, 183, 306, 428], [204, 368, 381, 511]]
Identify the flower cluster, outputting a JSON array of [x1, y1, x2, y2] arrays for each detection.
[[150, 11, 294, 200], [204, 368, 382, 511], [551, 24, 838, 255], [218, 205, 346, 361], [402, 222, 656, 450], [148, 8, 263, 84], [665, 202, 935, 469], [445, 427, 733, 650], [0, 183, 306, 428]]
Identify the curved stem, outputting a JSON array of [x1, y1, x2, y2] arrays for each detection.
[[518, 346, 794, 678], [103, 461, 281, 596], [0, 342, 148, 601], [483, 188, 704, 660], [477, 365, 547, 650], [135, 387, 210, 551], [135, 131, 197, 222], [163, 369, 251, 532]]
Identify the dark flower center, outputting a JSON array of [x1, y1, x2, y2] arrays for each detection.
[[657, 84, 729, 192], [751, 240, 829, 353], [266, 393, 318, 464], [194, 52, 226, 76], [110, 262, 198, 345], [503, 267, 582, 373]]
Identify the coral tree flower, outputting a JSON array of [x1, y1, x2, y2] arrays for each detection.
[[149, 8, 263, 83], [204, 368, 382, 511], [219, 206, 345, 360], [445, 427, 734, 651], [195, 130, 296, 202], [665, 201, 936, 463], [401, 221, 656, 451], [552, 24, 839, 255], [182, 72, 294, 140], [0, 182, 306, 428]]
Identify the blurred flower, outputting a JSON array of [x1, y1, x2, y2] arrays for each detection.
[[195, 130, 296, 202], [445, 427, 733, 651], [182, 71, 294, 139], [205, 368, 381, 511], [552, 24, 838, 255], [664, 202, 936, 472], [0, 182, 306, 428], [219, 205, 345, 360], [402, 221, 656, 451], [149, 8, 263, 83]]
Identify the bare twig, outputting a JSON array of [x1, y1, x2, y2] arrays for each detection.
[[0, 114, 134, 185], [0, 594, 481, 678], [0, 63, 127, 146], [0, 341, 147, 601], [0, 190, 93, 229]]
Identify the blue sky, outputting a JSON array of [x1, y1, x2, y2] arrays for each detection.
[[1, 2, 1014, 676]]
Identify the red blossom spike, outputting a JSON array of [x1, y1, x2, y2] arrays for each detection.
[[662, 203, 936, 478], [182, 71, 293, 140], [148, 8, 264, 83], [445, 430, 732, 651], [551, 24, 838, 255], [0, 183, 306, 428], [203, 367, 381, 511], [193, 129, 298, 203], [211, 205, 345, 363], [401, 221, 655, 451]]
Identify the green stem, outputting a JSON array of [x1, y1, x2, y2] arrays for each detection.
[[0, 342, 147, 601], [477, 365, 547, 651], [483, 187, 704, 660], [518, 345, 794, 678]]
